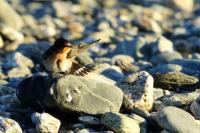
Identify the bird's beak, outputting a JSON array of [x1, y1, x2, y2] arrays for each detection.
[[69, 39, 101, 57]]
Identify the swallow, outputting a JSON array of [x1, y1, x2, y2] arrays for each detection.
[[42, 38, 100, 76]]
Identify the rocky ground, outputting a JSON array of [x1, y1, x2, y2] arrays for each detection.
[[1, 0, 200, 133]]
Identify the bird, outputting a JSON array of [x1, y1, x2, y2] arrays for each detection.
[[42, 38, 100, 76]]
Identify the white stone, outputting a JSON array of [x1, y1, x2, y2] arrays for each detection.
[[117, 71, 154, 111], [0, 117, 22, 133], [31, 112, 61, 133]]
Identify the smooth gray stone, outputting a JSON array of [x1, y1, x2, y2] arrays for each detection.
[[17, 74, 123, 115], [156, 106, 200, 133]]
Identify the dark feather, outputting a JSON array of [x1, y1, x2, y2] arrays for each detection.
[[70, 63, 95, 76]]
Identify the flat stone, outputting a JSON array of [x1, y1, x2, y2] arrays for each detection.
[[17, 74, 123, 115], [156, 106, 200, 133], [162, 92, 199, 107], [101, 112, 140, 133], [78, 116, 100, 125], [153, 71, 199, 89]]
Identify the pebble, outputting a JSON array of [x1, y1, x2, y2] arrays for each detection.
[[156, 106, 200, 133], [134, 16, 162, 34], [111, 54, 134, 65], [37, 25, 57, 38], [129, 113, 147, 128], [162, 92, 199, 107], [0, 0, 24, 30], [22, 15, 37, 28], [190, 96, 200, 120], [77, 128, 95, 133], [150, 51, 182, 65], [192, 53, 200, 60], [153, 88, 164, 100], [7, 66, 31, 78], [150, 36, 174, 55], [31, 112, 61, 133], [3, 52, 34, 70], [72, 123, 86, 130], [117, 71, 154, 111], [0, 117, 22, 133], [132, 37, 147, 60], [0, 25, 24, 42], [101, 112, 140, 133], [78, 116, 100, 125], [165, 0, 194, 12], [52, 1, 71, 18], [153, 71, 199, 90]]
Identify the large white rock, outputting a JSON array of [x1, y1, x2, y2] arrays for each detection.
[[117, 71, 154, 111]]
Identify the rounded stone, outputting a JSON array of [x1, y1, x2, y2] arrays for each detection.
[[156, 106, 200, 133], [0, 117, 22, 133], [31, 112, 61, 133], [190, 96, 200, 120], [78, 116, 100, 125], [101, 112, 140, 133]]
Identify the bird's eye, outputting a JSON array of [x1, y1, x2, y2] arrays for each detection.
[[64, 42, 72, 47]]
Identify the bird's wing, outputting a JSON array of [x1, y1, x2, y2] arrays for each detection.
[[70, 63, 95, 76]]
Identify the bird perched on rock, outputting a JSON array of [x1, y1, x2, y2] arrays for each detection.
[[42, 38, 100, 76]]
